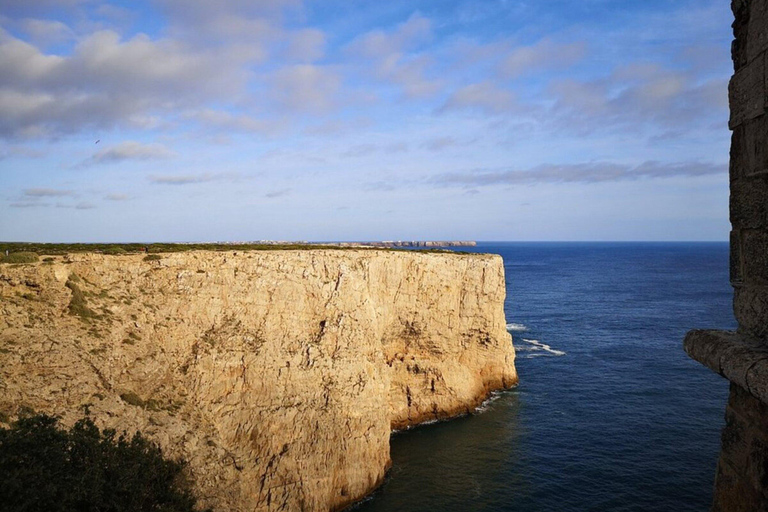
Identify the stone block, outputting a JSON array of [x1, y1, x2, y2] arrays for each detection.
[[721, 400, 751, 471], [684, 329, 725, 373], [750, 115, 768, 176], [747, 1, 768, 65], [713, 459, 763, 512], [729, 55, 766, 129], [732, 230, 744, 285], [731, 125, 747, 182], [730, 115, 768, 180], [746, 358, 768, 409], [748, 434, 768, 494], [732, 0, 750, 71], [731, 175, 768, 229], [719, 336, 768, 391], [728, 382, 768, 424], [735, 285, 768, 338], [741, 230, 768, 284]]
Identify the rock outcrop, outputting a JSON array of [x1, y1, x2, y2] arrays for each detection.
[[0, 249, 516, 511]]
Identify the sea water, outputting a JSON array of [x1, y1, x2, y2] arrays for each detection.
[[356, 242, 733, 512]]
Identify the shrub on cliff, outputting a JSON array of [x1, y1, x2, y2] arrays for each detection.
[[0, 414, 204, 512], [0, 252, 39, 264]]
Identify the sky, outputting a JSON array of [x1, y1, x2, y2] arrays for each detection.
[[0, 0, 732, 242]]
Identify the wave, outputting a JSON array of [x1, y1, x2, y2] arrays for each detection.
[[506, 322, 529, 332], [474, 390, 503, 414], [518, 338, 566, 357]]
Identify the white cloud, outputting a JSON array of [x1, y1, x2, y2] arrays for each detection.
[[18, 18, 74, 47], [265, 188, 291, 198], [79, 141, 176, 167], [149, 174, 216, 185], [286, 28, 325, 62], [346, 13, 441, 99], [105, 193, 130, 201], [433, 161, 726, 186], [550, 63, 728, 132], [347, 13, 431, 58], [271, 64, 341, 113], [497, 38, 586, 79], [0, 27, 251, 138], [24, 187, 76, 197], [439, 81, 518, 115], [185, 109, 278, 134]]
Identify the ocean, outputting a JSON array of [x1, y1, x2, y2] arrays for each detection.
[[356, 242, 734, 512]]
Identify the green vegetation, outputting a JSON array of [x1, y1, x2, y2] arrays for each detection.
[[119, 392, 176, 413], [65, 277, 96, 320], [144, 254, 162, 261], [0, 252, 39, 264], [0, 241, 465, 255], [102, 246, 127, 255], [0, 414, 203, 511]]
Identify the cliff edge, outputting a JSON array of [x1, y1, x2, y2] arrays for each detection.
[[0, 249, 516, 511]]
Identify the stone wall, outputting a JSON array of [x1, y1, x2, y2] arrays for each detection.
[[731, 0, 768, 338], [684, 0, 768, 510], [712, 384, 768, 512]]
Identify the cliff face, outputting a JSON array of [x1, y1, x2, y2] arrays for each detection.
[[0, 250, 516, 511]]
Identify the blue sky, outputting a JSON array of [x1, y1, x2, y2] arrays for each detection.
[[0, 0, 732, 242]]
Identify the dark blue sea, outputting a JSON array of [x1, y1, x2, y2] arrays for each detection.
[[357, 242, 734, 512]]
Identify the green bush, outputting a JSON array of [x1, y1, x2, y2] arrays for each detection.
[[144, 254, 162, 261], [66, 278, 96, 320], [0, 414, 204, 512], [0, 252, 38, 264], [103, 247, 127, 255]]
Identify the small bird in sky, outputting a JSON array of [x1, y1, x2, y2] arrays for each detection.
[[95, 139, 100, 144]]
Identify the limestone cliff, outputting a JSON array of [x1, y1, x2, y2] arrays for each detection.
[[0, 250, 516, 511]]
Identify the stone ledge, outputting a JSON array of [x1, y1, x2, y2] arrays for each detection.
[[685, 329, 768, 406]]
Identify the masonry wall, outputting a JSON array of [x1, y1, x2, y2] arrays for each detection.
[[731, 0, 768, 337], [696, 0, 768, 509]]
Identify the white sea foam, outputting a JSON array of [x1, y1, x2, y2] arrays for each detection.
[[474, 390, 503, 414], [519, 338, 566, 357], [506, 322, 529, 332]]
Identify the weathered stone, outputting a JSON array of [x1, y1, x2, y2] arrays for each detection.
[[741, 230, 768, 284], [721, 400, 751, 475], [732, 0, 750, 72], [732, 230, 744, 285], [731, 174, 768, 231], [0, 250, 517, 512], [747, 1, 768, 65], [729, 381, 768, 426], [746, 358, 768, 407], [735, 285, 768, 339], [684, 329, 726, 374], [731, 115, 768, 183], [712, 459, 763, 512], [731, 124, 747, 182], [684, 329, 768, 404], [729, 54, 766, 129], [699, 2, 768, 510], [714, 384, 768, 509]]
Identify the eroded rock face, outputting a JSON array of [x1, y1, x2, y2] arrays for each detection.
[[0, 250, 516, 511]]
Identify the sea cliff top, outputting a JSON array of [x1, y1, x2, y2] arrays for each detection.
[[0, 241, 480, 258]]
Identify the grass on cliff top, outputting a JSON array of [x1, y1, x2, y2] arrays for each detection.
[[0, 252, 39, 264], [0, 242, 468, 256]]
